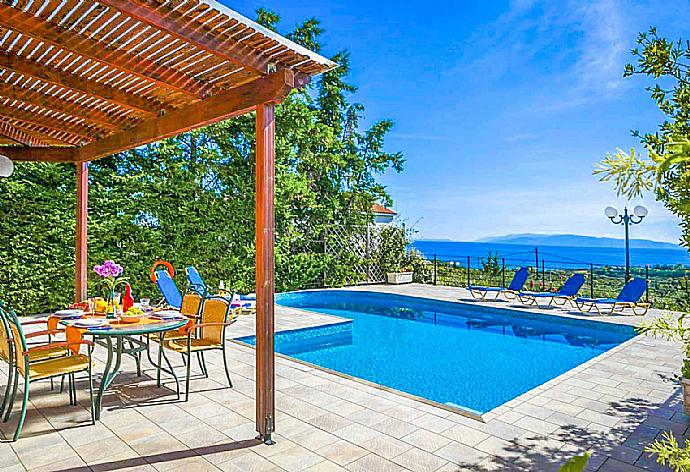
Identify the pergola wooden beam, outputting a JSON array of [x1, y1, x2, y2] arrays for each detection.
[[73, 69, 304, 161], [0, 4, 212, 99], [255, 102, 276, 444], [0, 51, 160, 116], [0, 120, 50, 147], [0, 83, 124, 131], [0, 146, 76, 162], [75, 162, 88, 302], [98, 0, 273, 75]]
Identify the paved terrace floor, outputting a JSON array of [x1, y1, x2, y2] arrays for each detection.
[[0, 283, 684, 472]]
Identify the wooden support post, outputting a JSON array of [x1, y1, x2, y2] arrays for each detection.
[[75, 162, 88, 302], [255, 102, 276, 445]]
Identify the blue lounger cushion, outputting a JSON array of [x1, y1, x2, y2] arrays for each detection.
[[469, 267, 530, 293], [155, 269, 183, 309], [519, 274, 585, 299], [576, 297, 617, 304], [576, 278, 647, 305]]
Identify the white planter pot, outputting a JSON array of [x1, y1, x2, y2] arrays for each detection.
[[387, 272, 413, 284]]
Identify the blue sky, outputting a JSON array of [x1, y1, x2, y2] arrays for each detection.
[[229, 0, 690, 244]]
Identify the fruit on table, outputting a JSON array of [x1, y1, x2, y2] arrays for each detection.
[[125, 307, 143, 317], [94, 299, 108, 313]]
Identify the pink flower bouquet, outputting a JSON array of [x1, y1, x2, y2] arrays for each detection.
[[93, 260, 127, 300]]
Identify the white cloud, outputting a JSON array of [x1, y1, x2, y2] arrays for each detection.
[[448, 0, 633, 111]]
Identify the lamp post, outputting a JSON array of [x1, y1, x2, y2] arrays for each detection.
[[605, 205, 648, 281]]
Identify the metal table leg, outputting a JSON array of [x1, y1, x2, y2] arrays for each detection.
[[94, 336, 123, 421]]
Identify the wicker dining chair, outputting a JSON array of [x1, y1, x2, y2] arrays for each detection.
[[0, 304, 95, 441], [160, 297, 238, 401], [0, 302, 71, 421]]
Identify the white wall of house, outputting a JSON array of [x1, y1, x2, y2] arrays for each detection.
[[374, 213, 395, 225]]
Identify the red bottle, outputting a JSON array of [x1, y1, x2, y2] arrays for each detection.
[[122, 283, 134, 313]]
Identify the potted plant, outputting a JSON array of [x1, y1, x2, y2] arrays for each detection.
[[386, 265, 414, 284], [637, 314, 690, 414], [376, 226, 415, 284]]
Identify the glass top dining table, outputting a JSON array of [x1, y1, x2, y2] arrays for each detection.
[[58, 315, 188, 420]]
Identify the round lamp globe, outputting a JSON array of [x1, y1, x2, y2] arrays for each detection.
[[633, 205, 648, 218], [604, 206, 618, 218], [0, 154, 13, 178]]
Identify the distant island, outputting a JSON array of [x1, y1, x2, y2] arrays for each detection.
[[474, 233, 682, 250]]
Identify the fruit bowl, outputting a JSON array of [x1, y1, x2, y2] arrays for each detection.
[[119, 315, 142, 324], [120, 307, 144, 323]]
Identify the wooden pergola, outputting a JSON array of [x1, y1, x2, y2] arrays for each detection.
[[0, 0, 335, 444]]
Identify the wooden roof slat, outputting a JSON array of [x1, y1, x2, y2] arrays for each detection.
[[0, 50, 160, 115], [0, 3, 213, 99], [73, 68, 301, 161], [3, 120, 84, 145], [0, 119, 84, 146], [0, 119, 50, 146], [0, 81, 126, 130], [97, 0, 273, 75], [0, 106, 97, 142]]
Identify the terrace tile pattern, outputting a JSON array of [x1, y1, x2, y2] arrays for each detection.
[[0, 284, 684, 471]]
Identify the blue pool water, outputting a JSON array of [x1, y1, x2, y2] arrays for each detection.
[[237, 290, 636, 414]]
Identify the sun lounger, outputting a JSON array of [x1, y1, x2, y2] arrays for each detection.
[[575, 277, 650, 315], [186, 266, 256, 314], [152, 268, 183, 310], [517, 273, 585, 307], [468, 267, 529, 300]]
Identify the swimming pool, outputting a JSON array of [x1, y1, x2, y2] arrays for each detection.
[[236, 290, 636, 414]]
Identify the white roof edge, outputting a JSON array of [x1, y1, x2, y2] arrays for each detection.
[[204, 0, 338, 73]]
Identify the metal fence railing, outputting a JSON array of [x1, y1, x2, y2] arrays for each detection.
[[411, 251, 690, 312]]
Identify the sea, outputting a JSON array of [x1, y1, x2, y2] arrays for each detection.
[[410, 240, 690, 269]]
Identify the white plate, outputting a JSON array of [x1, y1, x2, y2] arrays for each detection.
[[72, 319, 108, 328], [53, 309, 84, 318], [153, 310, 182, 318]]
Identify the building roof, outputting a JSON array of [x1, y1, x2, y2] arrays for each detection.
[[0, 0, 336, 162], [372, 203, 397, 215]]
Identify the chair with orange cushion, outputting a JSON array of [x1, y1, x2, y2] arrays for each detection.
[[145, 290, 206, 393], [159, 297, 238, 401], [146, 291, 203, 353], [0, 302, 70, 420], [0, 303, 95, 441]]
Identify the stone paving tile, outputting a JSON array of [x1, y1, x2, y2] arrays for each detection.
[[315, 440, 369, 466], [332, 423, 379, 444], [216, 450, 284, 472], [392, 447, 449, 472], [370, 417, 419, 439], [441, 423, 490, 447], [266, 444, 324, 472], [306, 460, 349, 472], [362, 434, 412, 459], [435, 441, 488, 467], [286, 428, 338, 454], [413, 413, 456, 434], [512, 416, 560, 435], [346, 453, 406, 472], [401, 428, 452, 453]]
